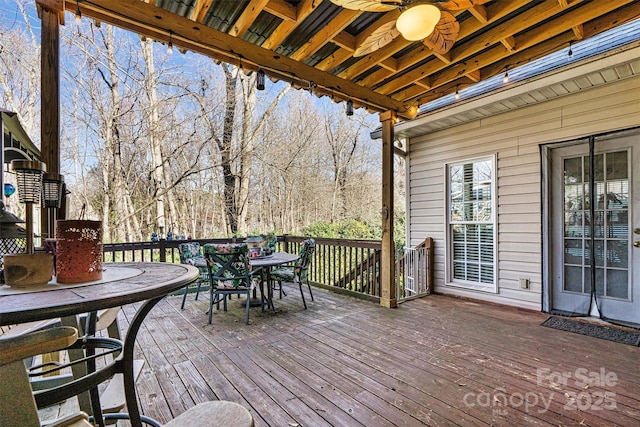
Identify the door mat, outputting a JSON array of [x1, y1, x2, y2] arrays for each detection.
[[541, 317, 640, 346]]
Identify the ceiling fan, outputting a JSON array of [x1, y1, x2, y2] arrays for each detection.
[[330, 0, 490, 57]]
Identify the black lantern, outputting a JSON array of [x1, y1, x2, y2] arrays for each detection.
[[42, 173, 64, 209], [346, 99, 354, 116], [257, 70, 265, 91]]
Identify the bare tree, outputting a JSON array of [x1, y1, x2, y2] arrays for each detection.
[[0, 0, 40, 140]]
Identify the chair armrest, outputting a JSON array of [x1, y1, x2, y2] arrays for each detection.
[[0, 326, 78, 366], [49, 412, 93, 427]]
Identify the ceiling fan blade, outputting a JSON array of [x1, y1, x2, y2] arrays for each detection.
[[422, 11, 459, 54], [329, 0, 399, 12], [439, 0, 491, 11], [354, 21, 399, 57]]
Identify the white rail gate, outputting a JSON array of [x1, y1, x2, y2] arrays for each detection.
[[398, 246, 431, 302]]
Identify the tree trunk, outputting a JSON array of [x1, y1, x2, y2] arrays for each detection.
[[140, 37, 175, 237], [103, 26, 139, 241]]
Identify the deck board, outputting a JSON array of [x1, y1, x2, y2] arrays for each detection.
[[112, 285, 640, 426]]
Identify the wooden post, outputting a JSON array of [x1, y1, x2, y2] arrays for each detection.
[[37, 0, 64, 238], [379, 111, 397, 308]]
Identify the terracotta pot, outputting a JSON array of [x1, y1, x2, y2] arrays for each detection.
[[56, 220, 103, 283], [3, 253, 54, 288]]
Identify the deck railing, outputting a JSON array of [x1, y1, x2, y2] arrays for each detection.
[[102, 235, 433, 302]]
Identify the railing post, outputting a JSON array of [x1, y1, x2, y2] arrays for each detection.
[[159, 238, 167, 262], [426, 237, 434, 294], [283, 234, 290, 253]]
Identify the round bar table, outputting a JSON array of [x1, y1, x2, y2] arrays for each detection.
[[0, 262, 199, 427], [250, 252, 299, 312]]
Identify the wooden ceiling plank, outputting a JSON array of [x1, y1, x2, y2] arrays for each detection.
[[468, 5, 488, 24], [580, 1, 640, 39], [190, 0, 213, 23], [508, 0, 633, 53], [408, 32, 576, 106], [379, 58, 398, 72], [338, 37, 412, 80], [466, 70, 481, 82], [262, 0, 320, 50], [572, 24, 585, 40], [332, 32, 356, 52], [415, 79, 431, 90], [451, 0, 578, 64], [434, 52, 452, 64], [265, 0, 297, 22], [501, 36, 516, 51], [316, 48, 354, 71], [291, 8, 362, 61], [229, 0, 270, 38], [480, 3, 640, 82], [62, 0, 413, 117]]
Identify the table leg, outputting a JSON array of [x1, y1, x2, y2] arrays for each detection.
[[266, 268, 276, 314], [60, 316, 93, 418], [119, 295, 165, 427]]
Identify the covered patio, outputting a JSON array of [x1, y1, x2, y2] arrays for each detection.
[[88, 287, 640, 426], [34, 0, 640, 309], [16, 1, 640, 425]]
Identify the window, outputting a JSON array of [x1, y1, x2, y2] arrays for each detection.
[[447, 157, 496, 292]]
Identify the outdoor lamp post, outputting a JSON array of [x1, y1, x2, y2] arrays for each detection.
[[11, 160, 45, 254], [2, 161, 54, 287], [42, 172, 64, 239]]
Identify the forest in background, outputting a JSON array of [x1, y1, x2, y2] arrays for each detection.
[[0, 0, 406, 244]]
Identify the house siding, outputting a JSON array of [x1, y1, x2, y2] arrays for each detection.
[[407, 75, 640, 310]]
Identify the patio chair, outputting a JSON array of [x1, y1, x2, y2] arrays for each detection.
[[203, 243, 258, 325], [178, 241, 209, 309], [0, 327, 254, 427], [270, 238, 316, 309], [0, 326, 91, 427]]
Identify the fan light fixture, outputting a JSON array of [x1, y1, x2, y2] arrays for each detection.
[[396, 4, 441, 41]]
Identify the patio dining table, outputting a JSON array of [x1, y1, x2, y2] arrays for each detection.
[[250, 252, 299, 313], [0, 261, 199, 427]]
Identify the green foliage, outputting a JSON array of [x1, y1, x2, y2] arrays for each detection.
[[301, 206, 405, 253], [301, 218, 379, 240], [394, 206, 406, 254]]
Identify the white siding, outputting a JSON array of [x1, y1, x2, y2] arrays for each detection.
[[407, 76, 640, 310]]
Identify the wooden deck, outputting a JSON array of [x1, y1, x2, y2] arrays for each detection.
[[115, 285, 640, 426]]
